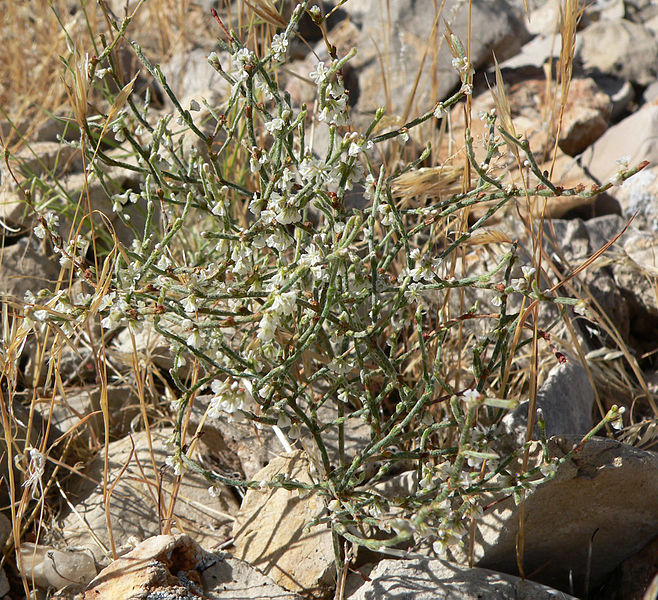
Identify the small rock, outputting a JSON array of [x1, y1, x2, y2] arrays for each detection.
[[450, 436, 658, 596], [34, 115, 81, 144], [350, 0, 529, 115], [558, 77, 611, 156], [613, 165, 658, 231], [0, 513, 10, 548], [81, 534, 203, 600], [578, 19, 658, 86], [54, 168, 148, 247], [345, 557, 578, 600], [0, 236, 61, 302], [232, 450, 335, 597], [17, 544, 96, 591], [160, 48, 230, 101], [580, 105, 658, 186], [0, 189, 28, 230], [1, 142, 83, 190], [543, 216, 631, 342], [37, 385, 140, 444], [60, 429, 239, 561], [501, 359, 595, 445], [595, 75, 635, 121], [189, 395, 278, 479], [201, 554, 303, 599], [0, 568, 8, 597]]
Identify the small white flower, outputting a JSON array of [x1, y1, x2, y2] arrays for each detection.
[[521, 266, 536, 280], [271, 33, 288, 61], [309, 61, 330, 84], [182, 295, 197, 314], [462, 388, 482, 408], [265, 117, 285, 134]]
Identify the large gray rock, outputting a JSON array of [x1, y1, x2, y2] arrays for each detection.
[[0, 236, 61, 302], [578, 19, 658, 87], [346, 557, 578, 600], [60, 429, 239, 561], [1, 141, 83, 190], [201, 554, 303, 599], [579, 105, 658, 186], [232, 450, 335, 597], [80, 534, 302, 600], [80, 534, 202, 599], [17, 543, 96, 591], [502, 360, 595, 445], [347, 0, 529, 115], [543, 216, 631, 343], [451, 436, 658, 596]]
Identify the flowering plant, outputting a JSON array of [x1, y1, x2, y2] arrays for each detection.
[[17, 0, 636, 568]]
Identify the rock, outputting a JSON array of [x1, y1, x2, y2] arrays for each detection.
[[200, 554, 303, 599], [543, 216, 631, 342], [613, 165, 658, 231], [598, 535, 658, 599], [34, 115, 81, 144], [349, 0, 529, 115], [625, 0, 658, 23], [501, 359, 595, 446], [0, 513, 10, 547], [81, 534, 203, 600], [55, 168, 147, 247], [0, 515, 10, 596], [80, 534, 303, 600], [38, 385, 140, 445], [113, 322, 188, 378], [595, 75, 635, 121], [0, 568, 7, 597], [160, 48, 230, 101], [0, 236, 61, 302], [17, 544, 96, 591], [345, 557, 579, 600], [450, 436, 658, 596], [500, 33, 578, 71], [580, 105, 658, 186], [578, 20, 658, 87], [59, 428, 239, 561], [189, 395, 279, 479], [232, 450, 335, 597], [1, 142, 83, 190], [0, 189, 28, 230], [558, 77, 611, 156]]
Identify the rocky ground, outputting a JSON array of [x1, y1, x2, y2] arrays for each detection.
[[1, 0, 658, 598]]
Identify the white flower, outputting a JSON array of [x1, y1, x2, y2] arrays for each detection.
[[265, 117, 285, 134], [266, 228, 292, 251], [433, 102, 447, 119], [462, 388, 482, 408], [186, 329, 202, 349], [271, 290, 297, 317], [165, 454, 185, 476], [521, 266, 536, 280], [258, 310, 279, 342], [182, 295, 197, 314], [309, 61, 330, 84], [271, 33, 288, 61], [34, 223, 47, 239]]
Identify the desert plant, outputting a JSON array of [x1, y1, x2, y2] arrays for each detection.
[[9, 0, 636, 588]]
